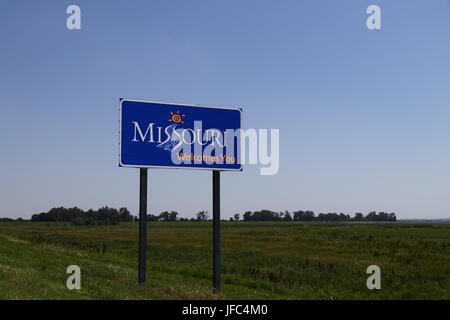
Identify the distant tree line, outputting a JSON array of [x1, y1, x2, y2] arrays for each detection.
[[146, 210, 210, 222], [16, 208, 396, 224], [147, 210, 396, 222], [241, 210, 396, 222], [31, 206, 134, 226], [0, 217, 23, 222]]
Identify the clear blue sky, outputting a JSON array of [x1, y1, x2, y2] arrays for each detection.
[[1, 0, 450, 219]]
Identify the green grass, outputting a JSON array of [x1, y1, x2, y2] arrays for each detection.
[[0, 221, 449, 299]]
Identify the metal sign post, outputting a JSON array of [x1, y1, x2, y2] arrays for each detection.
[[212, 170, 221, 292], [138, 168, 148, 284]]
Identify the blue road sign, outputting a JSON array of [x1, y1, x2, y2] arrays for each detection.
[[119, 99, 242, 171]]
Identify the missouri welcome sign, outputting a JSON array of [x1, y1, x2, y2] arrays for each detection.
[[119, 98, 242, 290], [119, 98, 242, 170]]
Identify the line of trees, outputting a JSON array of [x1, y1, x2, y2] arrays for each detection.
[[31, 206, 134, 225], [147, 210, 396, 222], [241, 210, 396, 222], [0, 217, 22, 222], [24, 208, 395, 224], [30, 208, 212, 223], [147, 210, 210, 222]]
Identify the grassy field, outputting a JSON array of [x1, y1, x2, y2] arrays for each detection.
[[0, 221, 448, 299]]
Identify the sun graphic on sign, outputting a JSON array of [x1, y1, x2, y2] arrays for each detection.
[[169, 110, 186, 123]]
